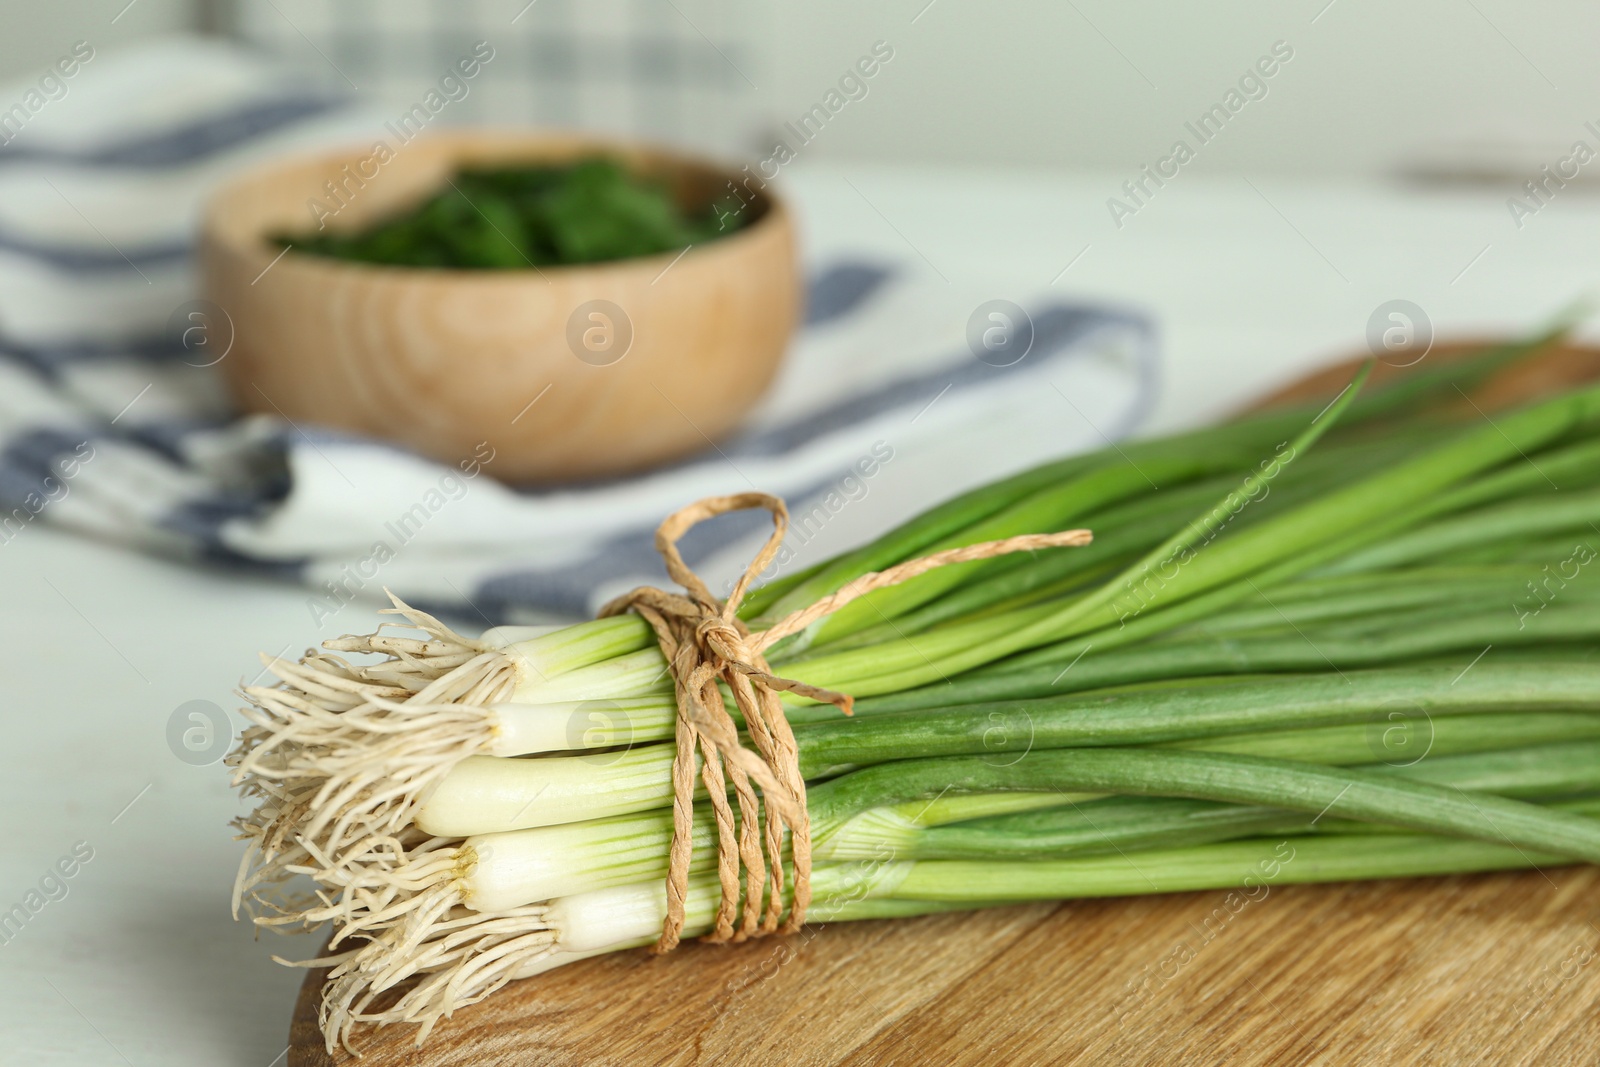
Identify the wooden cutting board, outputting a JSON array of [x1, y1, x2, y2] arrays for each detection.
[[288, 341, 1600, 1066], [290, 868, 1600, 1066]]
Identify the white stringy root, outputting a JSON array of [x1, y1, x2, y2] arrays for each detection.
[[307, 870, 794, 1051], [227, 594, 513, 917], [311, 901, 558, 1053], [251, 831, 463, 937], [248, 832, 560, 1052]]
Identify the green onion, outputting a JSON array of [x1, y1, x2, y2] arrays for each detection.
[[229, 338, 1600, 1051]]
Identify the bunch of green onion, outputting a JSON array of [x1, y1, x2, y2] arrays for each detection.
[[228, 331, 1600, 1050]]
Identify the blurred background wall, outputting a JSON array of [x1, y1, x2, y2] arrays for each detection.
[[1, 0, 1593, 185]]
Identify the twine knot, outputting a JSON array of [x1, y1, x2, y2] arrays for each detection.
[[599, 492, 1092, 953], [695, 617, 750, 658]]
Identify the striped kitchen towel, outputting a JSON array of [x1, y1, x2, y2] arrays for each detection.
[[0, 36, 1159, 630]]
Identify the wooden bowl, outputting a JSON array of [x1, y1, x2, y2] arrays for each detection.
[[200, 131, 799, 483]]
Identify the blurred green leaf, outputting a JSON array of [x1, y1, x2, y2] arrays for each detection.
[[276, 157, 747, 269]]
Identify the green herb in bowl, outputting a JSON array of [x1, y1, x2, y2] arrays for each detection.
[[281, 158, 744, 269]]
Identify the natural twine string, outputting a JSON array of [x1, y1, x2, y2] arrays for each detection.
[[599, 492, 1092, 953]]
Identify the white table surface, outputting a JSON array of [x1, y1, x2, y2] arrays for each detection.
[[4, 161, 1598, 1066]]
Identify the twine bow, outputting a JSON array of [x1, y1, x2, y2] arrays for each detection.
[[599, 492, 1092, 953]]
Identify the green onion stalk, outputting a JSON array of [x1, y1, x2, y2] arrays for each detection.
[[225, 337, 1600, 1050]]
